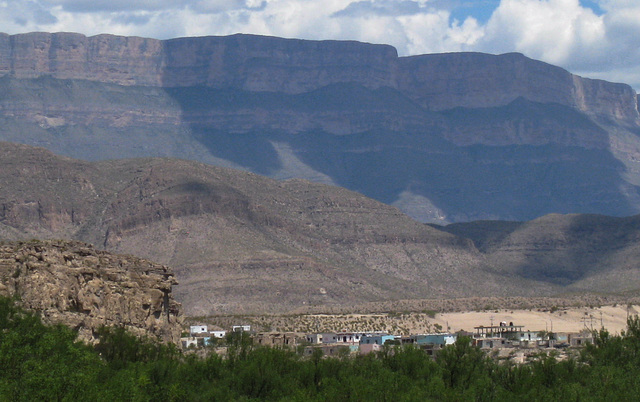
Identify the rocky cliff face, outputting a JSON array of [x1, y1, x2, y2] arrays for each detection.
[[0, 32, 398, 92], [398, 52, 639, 122], [1, 32, 639, 223], [0, 239, 182, 343], [0, 32, 636, 122], [0, 32, 165, 86]]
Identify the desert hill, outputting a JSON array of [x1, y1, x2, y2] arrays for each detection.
[[2, 141, 536, 315], [3, 142, 640, 315], [436, 213, 640, 291], [0, 32, 639, 223]]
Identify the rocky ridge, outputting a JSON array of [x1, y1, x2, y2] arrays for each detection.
[[3, 142, 640, 316], [0, 142, 554, 315], [0, 239, 182, 343], [436, 213, 640, 291]]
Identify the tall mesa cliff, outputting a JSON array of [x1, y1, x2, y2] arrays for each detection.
[[1, 32, 640, 224], [0, 32, 637, 122]]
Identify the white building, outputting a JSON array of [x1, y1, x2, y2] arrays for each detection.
[[181, 337, 198, 348], [233, 325, 251, 332], [190, 325, 208, 336], [335, 332, 365, 344]]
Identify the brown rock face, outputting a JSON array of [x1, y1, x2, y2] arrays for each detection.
[[0, 239, 183, 343], [397, 52, 639, 122], [0, 32, 397, 92], [0, 32, 165, 86], [0, 32, 636, 123]]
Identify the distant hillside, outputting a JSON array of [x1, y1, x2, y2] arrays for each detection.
[[1, 32, 639, 223], [435, 213, 640, 291], [1, 141, 538, 315], [3, 142, 640, 315]]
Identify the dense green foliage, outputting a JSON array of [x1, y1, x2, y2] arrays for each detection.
[[2, 296, 640, 400], [0, 297, 102, 401]]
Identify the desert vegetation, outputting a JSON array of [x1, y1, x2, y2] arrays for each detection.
[[4, 295, 640, 400], [192, 312, 438, 335]]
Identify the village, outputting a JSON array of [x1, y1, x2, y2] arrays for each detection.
[[181, 320, 596, 363]]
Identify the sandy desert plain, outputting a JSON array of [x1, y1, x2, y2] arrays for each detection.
[[434, 305, 635, 334], [199, 303, 640, 336]]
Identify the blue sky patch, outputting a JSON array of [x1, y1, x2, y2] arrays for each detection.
[[448, 0, 500, 24], [579, 0, 605, 16]]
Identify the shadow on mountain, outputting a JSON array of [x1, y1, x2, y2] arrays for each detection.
[[164, 83, 639, 224], [436, 213, 640, 289], [286, 130, 637, 222]]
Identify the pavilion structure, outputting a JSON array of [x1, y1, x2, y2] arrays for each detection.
[[474, 324, 524, 339]]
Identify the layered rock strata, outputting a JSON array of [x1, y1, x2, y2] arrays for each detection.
[[0, 32, 637, 123], [1, 32, 639, 223]]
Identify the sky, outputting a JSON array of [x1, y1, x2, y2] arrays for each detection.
[[1, 0, 639, 91]]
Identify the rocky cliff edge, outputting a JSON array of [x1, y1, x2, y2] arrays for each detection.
[[0, 239, 183, 344]]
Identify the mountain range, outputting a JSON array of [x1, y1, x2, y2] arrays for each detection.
[[1, 32, 639, 223], [2, 142, 640, 315]]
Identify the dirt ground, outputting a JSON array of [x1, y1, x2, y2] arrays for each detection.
[[433, 305, 639, 335], [196, 304, 640, 335]]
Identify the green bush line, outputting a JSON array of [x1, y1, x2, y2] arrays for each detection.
[[2, 296, 640, 401]]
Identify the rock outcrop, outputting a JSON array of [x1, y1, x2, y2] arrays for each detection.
[[0, 239, 182, 343]]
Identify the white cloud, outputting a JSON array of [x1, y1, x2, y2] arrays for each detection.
[[475, 0, 640, 89], [396, 11, 466, 54], [478, 0, 605, 64], [43, 0, 187, 13], [0, 0, 638, 90]]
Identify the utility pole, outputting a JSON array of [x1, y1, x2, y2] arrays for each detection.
[[600, 311, 603, 328]]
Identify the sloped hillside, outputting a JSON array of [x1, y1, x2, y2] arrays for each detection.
[[0, 141, 553, 315], [436, 213, 640, 292]]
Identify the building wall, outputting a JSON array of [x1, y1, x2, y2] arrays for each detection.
[[190, 325, 208, 335], [361, 334, 395, 345]]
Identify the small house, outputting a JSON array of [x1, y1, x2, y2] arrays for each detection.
[[359, 343, 381, 355], [254, 332, 301, 347], [181, 337, 198, 349], [360, 333, 396, 345], [474, 337, 510, 349], [569, 331, 594, 347], [190, 325, 208, 336], [413, 333, 457, 346], [232, 325, 251, 332]]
